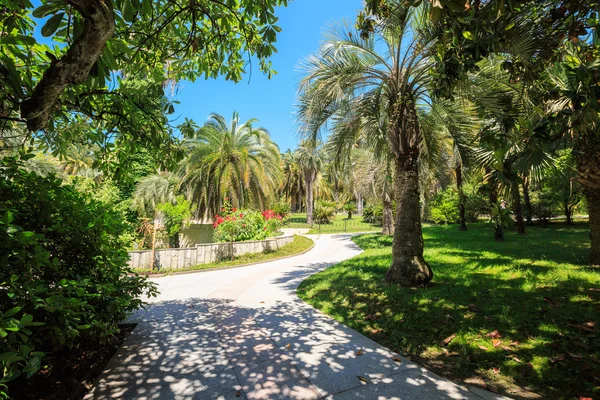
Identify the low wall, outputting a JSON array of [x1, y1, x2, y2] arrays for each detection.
[[128, 234, 295, 271]]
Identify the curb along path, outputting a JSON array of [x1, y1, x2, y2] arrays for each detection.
[[87, 234, 509, 400]]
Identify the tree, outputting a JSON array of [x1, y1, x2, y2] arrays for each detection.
[[296, 140, 323, 225], [298, 6, 439, 286], [157, 196, 192, 248], [178, 112, 282, 218], [1, 0, 286, 170], [132, 172, 176, 218], [280, 150, 305, 212]]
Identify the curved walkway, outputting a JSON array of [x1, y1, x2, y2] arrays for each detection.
[[87, 234, 508, 400]]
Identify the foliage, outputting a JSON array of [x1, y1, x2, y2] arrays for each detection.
[[212, 200, 282, 243], [313, 200, 336, 224], [362, 204, 383, 224], [178, 112, 282, 218], [342, 202, 356, 220], [0, 156, 156, 397], [272, 200, 291, 220], [427, 188, 487, 224], [1, 0, 287, 171], [489, 201, 512, 231], [156, 196, 192, 248], [298, 223, 597, 399]]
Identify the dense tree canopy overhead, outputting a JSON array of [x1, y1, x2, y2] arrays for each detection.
[[1, 0, 286, 171]]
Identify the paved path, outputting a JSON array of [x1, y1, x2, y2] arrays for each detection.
[[87, 234, 507, 400]]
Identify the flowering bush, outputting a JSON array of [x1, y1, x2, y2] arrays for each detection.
[[213, 200, 283, 242]]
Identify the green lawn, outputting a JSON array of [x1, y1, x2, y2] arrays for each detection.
[[136, 235, 314, 275], [285, 213, 381, 234], [297, 222, 599, 399]]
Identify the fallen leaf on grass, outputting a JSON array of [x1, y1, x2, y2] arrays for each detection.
[[506, 354, 522, 363], [357, 376, 368, 384], [492, 339, 502, 348], [440, 333, 456, 346], [443, 349, 459, 357], [501, 345, 512, 351], [551, 354, 565, 363], [492, 367, 500, 374], [486, 330, 502, 339], [478, 345, 488, 351], [392, 356, 402, 363], [509, 340, 519, 346], [355, 348, 364, 356]]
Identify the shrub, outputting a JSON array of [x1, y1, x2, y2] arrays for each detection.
[[363, 204, 383, 224], [342, 202, 356, 219], [427, 189, 460, 224], [0, 156, 157, 397], [157, 196, 192, 248], [212, 200, 283, 242], [272, 200, 291, 220], [313, 200, 336, 224]]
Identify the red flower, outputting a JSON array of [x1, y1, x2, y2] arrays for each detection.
[[232, 207, 237, 212]]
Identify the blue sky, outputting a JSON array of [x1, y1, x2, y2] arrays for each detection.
[[171, 0, 364, 152]]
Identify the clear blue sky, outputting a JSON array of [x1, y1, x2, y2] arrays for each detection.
[[171, 0, 364, 152]]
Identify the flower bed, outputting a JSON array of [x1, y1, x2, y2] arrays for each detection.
[[213, 200, 283, 242]]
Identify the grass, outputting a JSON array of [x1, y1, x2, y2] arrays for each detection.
[[297, 222, 600, 399], [285, 212, 381, 234], [135, 235, 314, 275]]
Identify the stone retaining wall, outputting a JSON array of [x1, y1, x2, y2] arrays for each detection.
[[128, 234, 295, 271]]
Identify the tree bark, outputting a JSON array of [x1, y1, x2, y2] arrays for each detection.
[[385, 154, 433, 286], [20, 0, 116, 130], [512, 182, 526, 235], [356, 192, 363, 215], [523, 179, 533, 225], [489, 187, 504, 241], [587, 187, 600, 267], [382, 174, 394, 235], [565, 203, 573, 225], [575, 136, 600, 266], [456, 162, 468, 231]]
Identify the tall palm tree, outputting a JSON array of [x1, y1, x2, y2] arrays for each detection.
[[297, 5, 439, 286], [280, 150, 305, 212], [132, 172, 176, 218], [178, 112, 282, 218], [295, 140, 323, 225]]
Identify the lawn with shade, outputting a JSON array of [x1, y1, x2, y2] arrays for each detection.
[[298, 222, 599, 399]]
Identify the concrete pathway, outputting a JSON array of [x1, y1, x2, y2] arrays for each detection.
[[87, 234, 508, 400]]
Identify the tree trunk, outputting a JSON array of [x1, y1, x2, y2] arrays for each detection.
[[576, 136, 600, 266], [489, 187, 504, 242], [291, 195, 297, 213], [523, 179, 533, 225], [385, 154, 433, 286], [512, 182, 526, 235], [20, 0, 116, 130], [587, 188, 600, 267], [356, 192, 363, 215], [382, 175, 394, 235], [306, 175, 314, 225], [456, 162, 467, 231], [565, 203, 573, 225]]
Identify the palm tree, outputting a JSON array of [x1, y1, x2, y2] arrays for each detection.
[[297, 5, 439, 286], [178, 112, 282, 218], [280, 150, 305, 212], [295, 140, 323, 225], [132, 172, 176, 217]]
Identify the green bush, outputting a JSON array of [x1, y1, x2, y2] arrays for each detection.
[[362, 204, 383, 224], [272, 200, 291, 220], [427, 189, 460, 224], [0, 156, 157, 397], [342, 202, 356, 219], [313, 200, 336, 224], [212, 202, 283, 242]]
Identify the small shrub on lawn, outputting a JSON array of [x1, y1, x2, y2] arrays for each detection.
[[0, 156, 157, 397], [314, 200, 336, 224]]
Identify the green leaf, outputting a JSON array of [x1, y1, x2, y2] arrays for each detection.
[[0, 353, 24, 363], [0, 36, 37, 46], [462, 31, 474, 40], [3, 307, 21, 318], [41, 13, 65, 37], [77, 324, 91, 330], [32, 3, 61, 18], [19, 314, 33, 326]]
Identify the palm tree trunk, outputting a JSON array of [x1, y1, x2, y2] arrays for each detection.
[[577, 139, 600, 266], [291, 194, 297, 213], [356, 192, 363, 215], [382, 172, 394, 235], [385, 154, 433, 286], [512, 182, 526, 235], [456, 162, 467, 231], [306, 174, 314, 225], [523, 179, 533, 225], [489, 187, 504, 242]]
